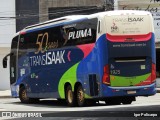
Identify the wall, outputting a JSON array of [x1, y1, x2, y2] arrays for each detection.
[[0, 0, 16, 46], [0, 48, 10, 90], [0, 0, 15, 90], [39, 0, 104, 22]]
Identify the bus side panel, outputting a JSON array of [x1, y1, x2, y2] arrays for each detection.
[[16, 18, 98, 99], [57, 18, 98, 99], [27, 48, 84, 98], [17, 33, 85, 98], [76, 34, 108, 98], [58, 44, 96, 99]]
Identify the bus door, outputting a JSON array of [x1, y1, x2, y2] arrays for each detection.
[[10, 35, 19, 85]]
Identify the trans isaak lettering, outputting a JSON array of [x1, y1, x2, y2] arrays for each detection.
[[30, 50, 65, 67], [114, 17, 144, 22]]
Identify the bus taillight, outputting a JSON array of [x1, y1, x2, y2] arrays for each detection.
[[151, 63, 156, 82], [102, 65, 110, 85]]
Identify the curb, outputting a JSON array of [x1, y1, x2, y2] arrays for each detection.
[[156, 88, 160, 93], [0, 96, 11, 99], [0, 90, 11, 99]]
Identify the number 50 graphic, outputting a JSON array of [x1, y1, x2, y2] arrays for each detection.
[[35, 32, 48, 54]]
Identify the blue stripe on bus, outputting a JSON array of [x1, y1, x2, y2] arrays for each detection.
[[26, 18, 88, 33], [151, 33, 156, 64]]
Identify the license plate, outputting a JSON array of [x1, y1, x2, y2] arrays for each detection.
[[127, 90, 136, 94]]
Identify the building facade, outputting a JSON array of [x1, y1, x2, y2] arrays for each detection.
[[39, 0, 105, 22]]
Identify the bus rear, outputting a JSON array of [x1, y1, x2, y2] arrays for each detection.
[[103, 11, 156, 98]]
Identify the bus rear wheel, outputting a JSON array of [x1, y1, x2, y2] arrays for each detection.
[[65, 85, 75, 107], [76, 85, 85, 107]]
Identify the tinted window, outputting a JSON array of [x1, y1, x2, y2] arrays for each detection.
[[62, 18, 97, 46], [25, 18, 98, 53]]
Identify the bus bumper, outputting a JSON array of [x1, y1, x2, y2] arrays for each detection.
[[102, 83, 156, 97], [11, 85, 19, 98]]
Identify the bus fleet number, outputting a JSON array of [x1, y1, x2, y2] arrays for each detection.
[[110, 70, 120, 75]]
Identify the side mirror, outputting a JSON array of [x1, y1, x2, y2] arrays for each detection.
[[2, 52, 13, 68], [3, 57, 7, 68]]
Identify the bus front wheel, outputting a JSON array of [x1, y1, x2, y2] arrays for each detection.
[[19, 86, 30, 103], [65, 85, 75, 107]]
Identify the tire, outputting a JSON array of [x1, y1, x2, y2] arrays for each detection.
[[19, 86, 30, 103], [76, 85, 85, 107], [65, 85, 75, 107]]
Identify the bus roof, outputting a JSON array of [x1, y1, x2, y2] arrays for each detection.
[[19, 10, 152, 34], [24, 15, 87, 31]]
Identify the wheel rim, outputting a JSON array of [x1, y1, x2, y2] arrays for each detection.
[[77, 88, 84, 104], [67, 89, 73, 103]]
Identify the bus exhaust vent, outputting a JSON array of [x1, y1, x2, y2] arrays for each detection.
[[89, 74, 98, 96]]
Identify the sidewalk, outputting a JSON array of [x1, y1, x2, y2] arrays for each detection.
[[0, 90, 11, 98]]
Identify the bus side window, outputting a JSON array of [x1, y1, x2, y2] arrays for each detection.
[[19, 35, 27, 56], [63, 18, 97, 46]]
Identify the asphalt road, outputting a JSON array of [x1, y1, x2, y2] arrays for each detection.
[[0, 93, 160, 120]]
